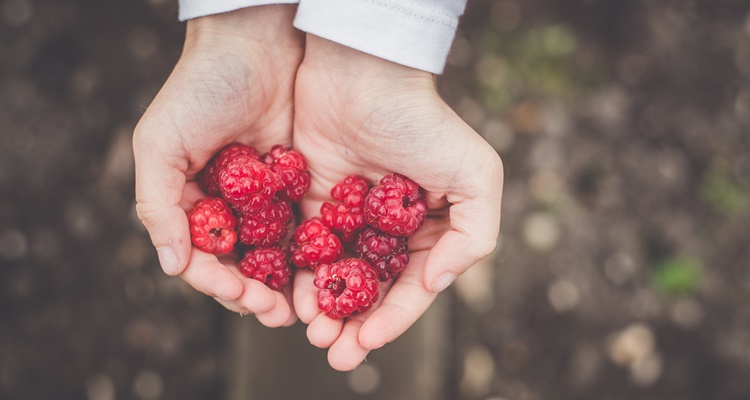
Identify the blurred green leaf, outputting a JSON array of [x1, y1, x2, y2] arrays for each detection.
[[475, 23, 602, 111], [543, 25, 576, 56], [700, 162, 748, 215], [651, 256, 702, 296]]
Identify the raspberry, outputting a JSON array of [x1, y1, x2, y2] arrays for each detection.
[[321, 175, 369, 242], [320, 202, 365, 243], [355, 227, 409, 281], [238, 246, 291, 291], [219, 155, 283, 213], [331, 175, 370, 201], [262, 145, 310, 201], [314, 258, 380, 318], [238, 200, 293, 246], [364, 173, 428, 236], [289, 218, 343, 269], [198, 143, 259, 196], [187, 197, 238, 254]]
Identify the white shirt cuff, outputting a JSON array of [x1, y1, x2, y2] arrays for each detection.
[[294, 0, 464, 74], [178, 0, 300, 21]]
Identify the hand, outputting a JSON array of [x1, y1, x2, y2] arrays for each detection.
[[133, 6, 303, 327], [292, 36, 504, 370]]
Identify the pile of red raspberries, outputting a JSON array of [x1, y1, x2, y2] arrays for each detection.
[[187, 143, 428, 319]]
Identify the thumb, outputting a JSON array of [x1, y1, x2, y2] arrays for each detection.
[[133, 124, 192, 276], [423, 151, 504, 292]]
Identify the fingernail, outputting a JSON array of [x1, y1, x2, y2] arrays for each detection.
[[156, 247, 180, 275], [433, 273, 457, 292]]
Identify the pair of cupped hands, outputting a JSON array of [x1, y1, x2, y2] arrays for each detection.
[[133, 5, 503, 371]]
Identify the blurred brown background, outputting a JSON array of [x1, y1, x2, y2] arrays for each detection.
[[2, 0, 750, 399]]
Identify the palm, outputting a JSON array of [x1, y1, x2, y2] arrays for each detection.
[[153, 50, 297, 176], [291, 57, 503, 370]]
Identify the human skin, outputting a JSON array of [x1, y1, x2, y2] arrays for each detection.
[[292, 35, 504, 371], [134, 7, 504, 369], [132, 5, 303, 327]]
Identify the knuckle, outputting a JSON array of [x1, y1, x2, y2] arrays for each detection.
[[132, 122, 152, 149], [474, 237, 498, 259], [486, 149, 505, 181], [134, 201, 163, 230], [133, 118, 176, 155], [492, 152, 505, 177]]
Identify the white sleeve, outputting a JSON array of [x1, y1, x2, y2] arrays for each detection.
[[293, 0, 467, 74], [178, 0, 300, 21]]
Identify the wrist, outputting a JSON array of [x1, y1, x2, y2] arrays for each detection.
[[184, 5, 303, 57], [301, 35, 434, 91]]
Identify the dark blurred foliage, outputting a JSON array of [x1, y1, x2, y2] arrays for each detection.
[[1, 0, 750, 399]]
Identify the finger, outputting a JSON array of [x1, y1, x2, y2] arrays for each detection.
[[307, 313, 344, 348], [180, 181, 206, 209], [423, 151, 503, 292], [407, 213, 450, 252], [308, 274, 393, 351], [292, 268, 321, 323], [220, 259, 291, 322], [213, 270, 295, 328], [425, 190, 449, 211], [358, 251, 436, 349], [327, 319, 370, 371], [254, 289, 293, 327], [179, 248, 244, 301], [134, 124, 192, 276], [212, 294, 283, 323], [295, 267, 345, 346], [213, 297, 248, 314], [281, 285, 298, 327]]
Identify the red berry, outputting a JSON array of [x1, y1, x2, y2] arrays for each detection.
[[238, 200, 293, 246], [355, 227, 409, 281], [187, 197, 237, 254], [314, 258, 380, 318], [331, 175, 370, 202], [198, 143, 259, 196], [364, 173, 428, 236], [262, 145, 310, 202], [238, 246, 291, 291], [320, 202, 365, 243], [321, 175, 369, 242], [289, 218, 343, 270], [219, 155, 283, 213]]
